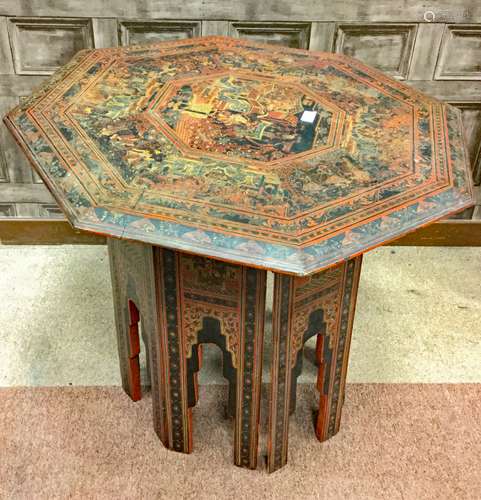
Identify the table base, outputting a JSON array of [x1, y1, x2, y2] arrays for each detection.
[[108, 239, 362, 472]]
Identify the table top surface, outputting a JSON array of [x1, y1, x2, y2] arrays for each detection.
[[5, 36, 474, 275]]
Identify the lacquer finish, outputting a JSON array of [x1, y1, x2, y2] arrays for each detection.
[[4, 35, 476, 473], [4, 36, 474, 275], [268, 257, 362, 472], [108, 239, 266, 469]]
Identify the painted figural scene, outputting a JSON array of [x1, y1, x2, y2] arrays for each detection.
[[4, 36, 473, 275], [159, 75, 334, 162]]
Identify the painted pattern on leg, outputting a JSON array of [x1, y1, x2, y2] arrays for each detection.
[[267, 273, 294, 473], [268, 256, 362, 472], [235, 267, 266, 469], [155, 248, 192, 453], [317, 257, 362, 441]]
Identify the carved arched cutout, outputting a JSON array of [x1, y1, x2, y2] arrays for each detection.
[[127, 299, 142, 401], [185, 316, 237, 417], [289, 307, 329, 414]]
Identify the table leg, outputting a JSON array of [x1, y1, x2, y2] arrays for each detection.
[[109, 239, 266, 467], [234, 267, 266, 468], [108, 239, 152, 402], [154, 251, 266, 467], [267, 257, 362, 472]]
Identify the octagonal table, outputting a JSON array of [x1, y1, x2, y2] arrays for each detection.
[[4, 36, 474, 473]]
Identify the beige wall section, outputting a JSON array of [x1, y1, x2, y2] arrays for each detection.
[[0, 1, 481, 217]]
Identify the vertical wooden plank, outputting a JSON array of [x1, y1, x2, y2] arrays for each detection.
[[0, 203, 15, 216], [408, 23, 445, 80], [13, 203, 40, 217], [0, 16, 14, 74], [201, 20, 229, 36], [0, 96, 35, 183], [92, 18, 119, 48], [309, 22, 336, 51], [0, 155, 8, 183], [472, 186, 481, 219]]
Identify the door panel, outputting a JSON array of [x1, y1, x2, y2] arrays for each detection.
[[435, 25, 481, 80], [229, 22, 311, 48], [119, 20, 201, 46], [451, 102, 481, 184], [8, 17, 94, 75], [334, 24, 417, 79]]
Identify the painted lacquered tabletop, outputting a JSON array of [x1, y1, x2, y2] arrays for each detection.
[[4, 36, 474, 275]]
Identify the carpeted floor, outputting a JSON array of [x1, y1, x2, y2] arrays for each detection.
[[1, 384, 480, 500]]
